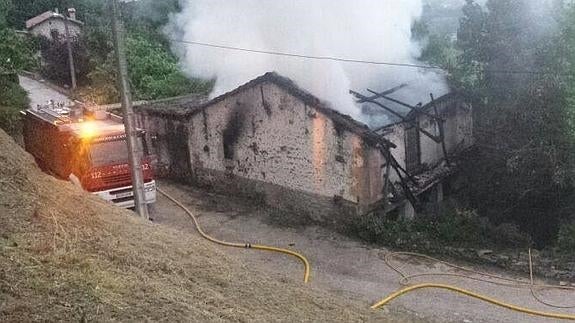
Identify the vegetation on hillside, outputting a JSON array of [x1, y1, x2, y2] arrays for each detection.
[[3, 0, 212, 105], [0, 0, 33, 135], [416, 0, 575, 252]]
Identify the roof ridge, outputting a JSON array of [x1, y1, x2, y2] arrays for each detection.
[[26, 10, 84, 29], [137, 72, 394, 148]]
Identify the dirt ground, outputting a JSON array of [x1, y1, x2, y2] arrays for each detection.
[[154, 180, 575, 323]]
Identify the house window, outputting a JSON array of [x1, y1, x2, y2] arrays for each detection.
[[405, 124, 421, 173]]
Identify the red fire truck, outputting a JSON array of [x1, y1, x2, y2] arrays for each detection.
[[22, 103, 156, 208]]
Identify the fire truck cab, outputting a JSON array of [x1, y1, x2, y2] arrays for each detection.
[[22, 103, 156, 208]]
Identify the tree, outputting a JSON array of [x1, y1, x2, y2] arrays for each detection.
[[452, 0, 487, 96], [457, 0, 486, 66], [38, 32, 91, 87], [0, 0, 14, 28], [456, 0, 575, 246], [82, 34, 213, 105], [0, 0, 32, 135]]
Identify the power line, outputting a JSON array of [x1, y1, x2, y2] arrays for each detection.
[[168, 38, 444, 70], [169, 38, 575, 78]]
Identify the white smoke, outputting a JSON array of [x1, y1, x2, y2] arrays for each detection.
[[166, 0, 449, 123]]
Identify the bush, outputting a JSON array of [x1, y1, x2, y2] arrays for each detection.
[[435, 209, 489, 244], [492, 222, 532, 248], [351, 205, 533, 251], [0, 28, 38, 74], [557, 222, 575, 255], [82, 34, 213, 105], [38, 33, 91, 87], [0, 79, 29, 135]]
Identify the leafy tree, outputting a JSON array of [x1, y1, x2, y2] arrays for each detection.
[[0, 0, 34, 135], [0, 29, 38, 74], [0, 0, 14, 28], [457, 0, 486, 67], [83, 34, 212, 104], [456, 0, 575, 246], [453, 0, 487, 96], [5, 0, 211, 104], [0, 79, 29, 135], [38, 32, 91, 87]]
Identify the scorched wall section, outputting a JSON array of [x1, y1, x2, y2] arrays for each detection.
[[187, 81, 385, 222]]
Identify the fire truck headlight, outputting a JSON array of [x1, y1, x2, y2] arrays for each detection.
[[80, 122, 98, 138]]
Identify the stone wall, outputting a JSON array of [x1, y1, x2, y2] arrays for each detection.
[[419, 96, 473, 168], [186, 82, 385, 213], [135, 80, 388, 225], [30, 19, 82, 40], [135, 111, 191, 180]]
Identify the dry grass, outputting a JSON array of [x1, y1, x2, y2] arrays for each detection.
[[0, 130, 422, 322]]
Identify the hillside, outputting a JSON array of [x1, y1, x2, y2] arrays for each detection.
[[0, 129, 418, 322]]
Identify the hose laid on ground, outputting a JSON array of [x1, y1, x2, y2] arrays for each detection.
[[384, 251, 575, 308], [372, 251, 575, 320], [157, 187, 310, 283], [371, 283, 575, 320]]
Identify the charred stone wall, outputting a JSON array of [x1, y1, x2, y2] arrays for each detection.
[[135, 111, 192, 180], [186, 81, 386, 223], [135, 80, 388, 225]]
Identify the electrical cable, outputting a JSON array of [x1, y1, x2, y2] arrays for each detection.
[[168, 38, 575, 78]]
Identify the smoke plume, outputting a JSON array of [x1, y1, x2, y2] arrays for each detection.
[[166, 0, 448, 123]]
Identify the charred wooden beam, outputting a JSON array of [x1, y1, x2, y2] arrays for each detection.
[[354, 84, 408, 103], [384, 148, 419, 208], [430, 93, 450, 163], [351, 90, 441, 143], [349, 90, 441, 143], [350, 90, 406, 121], [382, 149, 392, 203], [366, 88, 444, 122], [418, 126, 442, 143]]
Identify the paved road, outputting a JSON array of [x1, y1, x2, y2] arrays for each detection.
[[18, 76, 71, 108], [154, 181, 575, 323]]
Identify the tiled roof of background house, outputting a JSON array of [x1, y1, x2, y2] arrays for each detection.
[[26, 11, 83, 29]]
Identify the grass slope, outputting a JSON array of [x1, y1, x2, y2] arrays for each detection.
[[0, 129, 418, 322]]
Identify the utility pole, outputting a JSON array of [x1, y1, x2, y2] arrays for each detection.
[[63, 8, 77, 92], [110, 0, 149, 219]]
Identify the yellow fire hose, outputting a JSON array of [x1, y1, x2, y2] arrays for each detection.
[[371, 283, 575, 320], [157, 188, 310, 283], [158, 186, 575, 319], [373, 251, 575, 320]]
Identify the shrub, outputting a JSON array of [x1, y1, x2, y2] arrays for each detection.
[[557, 222, 575, 255], [0, 80, 29, 135], [38, 33, 91, 87], [351, 205, 533, 251], [435, 209, 488, 244], [491, 223, 532, 248]]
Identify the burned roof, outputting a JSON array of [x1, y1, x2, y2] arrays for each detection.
[[405, 92, 462, 119], [136, 72, 395, 148]]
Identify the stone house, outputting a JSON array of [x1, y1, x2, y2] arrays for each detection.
[[25, 8, 83, 41], [134, 72, 473, 226]]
